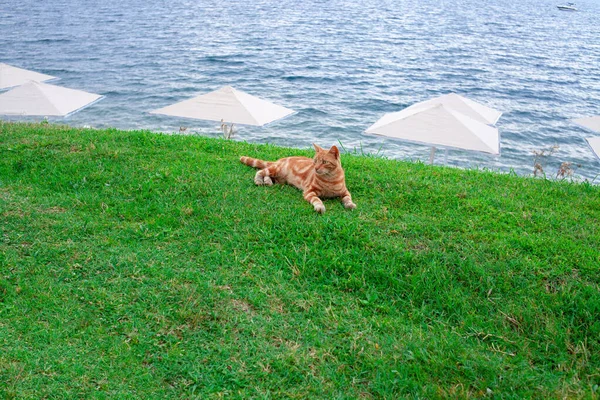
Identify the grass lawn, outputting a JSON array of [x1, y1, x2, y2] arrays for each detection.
[[1, 121, 599, 398]]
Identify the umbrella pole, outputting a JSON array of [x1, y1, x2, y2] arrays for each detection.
[[429, 147, 436, 164]]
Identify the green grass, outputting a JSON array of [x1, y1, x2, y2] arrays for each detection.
[[1, 121, 599, 399]]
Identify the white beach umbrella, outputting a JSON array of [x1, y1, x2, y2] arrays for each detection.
[[150, 85, 295, 137], [0, 81, 103, 117], [365, 102, 500, 163], [586, 137, 600, 161], [0, 63, 56, 90], [405, 93, 502, 125], [572, 116, 600, 162], [573, 116, 600, 133]]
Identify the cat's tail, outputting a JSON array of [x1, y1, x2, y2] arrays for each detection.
[[240, 156, 273, 169]]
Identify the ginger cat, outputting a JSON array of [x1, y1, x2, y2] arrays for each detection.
[[240, 144, 356, 214]]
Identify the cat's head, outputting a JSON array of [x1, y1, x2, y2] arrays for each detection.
[[313, 144, 341, 176]]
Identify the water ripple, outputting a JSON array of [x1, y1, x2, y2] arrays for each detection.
[[1, 0, 600, 179]]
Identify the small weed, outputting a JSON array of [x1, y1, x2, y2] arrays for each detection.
[[220, 119, 236, 139], [338, 139, 386, 158], [532, 144, 559, 178], [532, 145, 582, 182]]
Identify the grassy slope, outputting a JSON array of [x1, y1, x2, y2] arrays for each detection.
[[0, 122, 599, 398]]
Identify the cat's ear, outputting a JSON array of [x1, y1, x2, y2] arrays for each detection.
[[329, 145, 340, 159], [313, 143, 324, 152]]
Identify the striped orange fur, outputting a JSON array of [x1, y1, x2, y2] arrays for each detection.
[[240, 144, 356, 214]]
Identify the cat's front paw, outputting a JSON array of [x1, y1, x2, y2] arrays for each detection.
[[314, 203, 326, 214], [254, 173, 273, 186], [344, 201, 357, 210]]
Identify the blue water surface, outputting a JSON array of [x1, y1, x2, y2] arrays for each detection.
[[1, 0, 599, 179]]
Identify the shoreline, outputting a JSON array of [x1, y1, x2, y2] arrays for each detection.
[[2, 120, 598, 185]]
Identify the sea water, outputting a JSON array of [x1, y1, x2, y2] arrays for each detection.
[[1, 0, 599, 179]]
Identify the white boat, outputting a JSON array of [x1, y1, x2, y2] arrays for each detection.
[[557, 3, 578, 11]]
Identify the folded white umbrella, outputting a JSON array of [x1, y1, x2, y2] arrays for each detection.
[[366, 103, 500, 163], [571, 116, 600, 161], [0, 63, 56, 90], [150, 85, 295, 127], [586, 137, 600, 161], [0, 81, 103, 117], [405, 93, 502, 125], [573, 116, 600, 133]]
